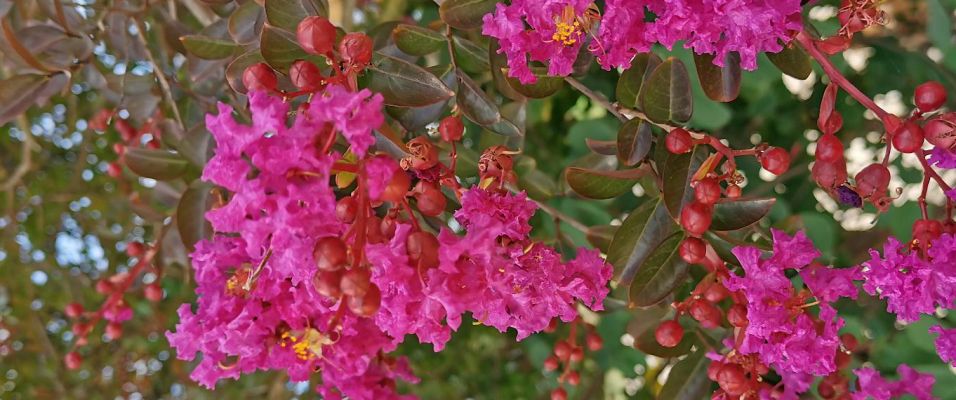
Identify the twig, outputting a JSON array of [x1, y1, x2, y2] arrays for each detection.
[[564, 76, 626, 122], [531, 198, 591, 233], [132, 19, 185, 130], [0, 116, 35, 192]]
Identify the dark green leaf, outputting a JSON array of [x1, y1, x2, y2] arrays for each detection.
[[439, 0, 497, 30], [616, 53, 661, 109], [260, 24, 307, 70], [504, 67, 565, 98], [617, 118, 653, 166], [629, 233, 690, 307], [229, 0, 266, 44], [368, 53, 455, 107], [177, 180, 214, 253], [607, 200, 678, 285], [452, 36, 490, 74], [518, 168, 557, 200], [457, 72, 520, 136], [639, 58, 693, 123], [386, 65, 455, 132], [767, 43, 812, 80], [694, 52, 741, 102], [392, 24, 446, 56], [124, 148, 189, 181], [264, 0, 328, 31], [711, 197, 776, 231], [657, 144, 709, 220], [565, 166, 648, 199], [586, 225, 618, 253], [180, 34, 239, 60], [586, 139, 617, 156], [658, 348, 712, 400], [0, 72, 68, 126]]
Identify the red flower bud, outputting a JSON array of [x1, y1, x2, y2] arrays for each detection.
[[665, 128, 694, 154], [242, 63, 278, 92], [915, 80, 947, 113], [339, 32, 373, 68], [289, 60, 325, 91], [892, 121, 924, 153], [439, 116, 464, 142], [759, 146, 791, 175], [854, 163, 890, 200], [654, 320, 684, 348]]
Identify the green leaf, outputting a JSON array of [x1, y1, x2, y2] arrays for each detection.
[[710, 197, 776, 231], [439, 0, 497, 30], [607, 199, 678, 285], [260, 24, 307, 70], [518, 168, 557, 200], [617, 52, 661, 109], [180, 34, 239, 60], [657, 144, 709, 220], [639, 57, 693, 123], [693, 52, 741, 102], [565, 166, 648, 199], [617, 118, 653, 166], [0, 73, 69, 126], [767, 43, 812, 80], [392, 24, 446, 56], [386, 65, 455, 132], [586, 225, 618, 253], [177, 180, 214, 253], [124, 148, 189, 181], [658, 348, 712, 399], [457, 72, 521, 137], [504, 67, 565, 98], [264, 0, 328, 31], [629, 233, 690, 307], [368, 53, 455, 107], [586, 139, 617, 156], [228, 0, 265, 44], [452, 36, 490, 74]]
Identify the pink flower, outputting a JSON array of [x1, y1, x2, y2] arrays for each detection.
[[800, 263, 860, 302], [851, 365, 936, 400], [454, 187, 537, 241], [595, 0, 651, 69], [861, 235, 956, 323], [929, 146, 956, 169], [930, 325, 956, 367], [482, 0, 593, 84]]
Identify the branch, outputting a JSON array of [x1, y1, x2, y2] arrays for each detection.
[[133, 19, 185, 130], [531, 198, 591, 233], [0, 116, 35, 192]]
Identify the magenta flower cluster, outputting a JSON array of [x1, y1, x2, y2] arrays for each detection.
[[166, 88, 612, 399], [482, 0, 802, 84]]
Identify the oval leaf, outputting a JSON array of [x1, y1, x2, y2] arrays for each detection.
[[177, 180, 214, 252], [180, 34, 239, 60], [616, 52, 661, 109], [639, 58, 693, 124], [503, 67, 565, 98], [457, 72, 520, 136], [586, 139, 617, 156], [607, 199, 677, 285], [617, 118, 653, 166], [124, 148, 189, 180], [767, 42, 812, 80], [658, 349, 712, 400], [260, 24, 307, 70], [452, 36, 490, 74], [229, 0, 266, 44], [565, 166, 647, 199], [264, 0, 328, 31], [0, 73, 68, 126], [586, 225, 618, 253], [693, 52, 741, 103], [368, 54, 455, 107], [439, 0, 497, 30], [392, 24, 446, 56], [656, 144, 709, 220], [629, 233, 690, 307], [710, 197, 776, 231]]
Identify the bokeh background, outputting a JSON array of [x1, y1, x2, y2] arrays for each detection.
[[1, 0, 956, 398]]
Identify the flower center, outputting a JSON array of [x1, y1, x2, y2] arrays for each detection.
[[551, 20, 582, 46], [280, 328, 333, 361]]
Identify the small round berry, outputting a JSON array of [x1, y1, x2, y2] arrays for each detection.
[[347, 283, 381, 317], [543, 356, 560, 371], [551, 388, 568, 400], [382, 170, 411, 204], [680, 202, 713, 236], [654, 320, 684, 348], [554, 341, 572, 361], [112, 143, 126, 156], [106, 162, 123, 178], [242, 63, 278, 92], [72, 322, 91, 337], [95, 279, 114, 295], [296, 16, 337, 55], [716, 363, 748, 396], [703, 283, 728, 303], [815, 134, 845, 162], [144, 283, 163, 302], [854, 163, 890, 200], [105, 322, 123, 340], [65, 351, 82, 370], [840, 333, 859, 352], [694, 178, 721, 205], [569, 347, 584, 363], [812, 159, 848, 189], [586, 332, 603, 351], [413, 181, 446, 217], [339, 32, 374, 68], [314, 237, 348, 271], [406, 231, 440, 270], [818, 381, 836, 399], [340, 268, 372, 298], [665, 128, 694, 154], [126, 242, 145, 258], [725, 184, 741, 198], [289, 60, 324, 91], [679, 237, 707, 264], [923, 116, 956, 149], [65, 302, 84, 318], [439, 116, 464, 142], [759, 146, 791, 175], [566, 371, 580, 386], [915, 81, 947, 113], [727, 304, 748, 327], [335, 197, 357, 223], [689, 300, 722, 329], [312, 270, 343, 299], [707, 361, 725, 381], [892, 121, 924, 153]]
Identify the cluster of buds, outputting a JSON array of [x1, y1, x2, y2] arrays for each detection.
[[664, 127, 791, 265], [243, 16, 373, 95], [542, 318, 604, 400], [63, 240, 163, 370], [87, 109, 164, 179], [815, 0, 886, 54]]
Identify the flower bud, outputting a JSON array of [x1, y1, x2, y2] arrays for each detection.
[[654, 320, 683, 348], [347, 283, 381, 317], [439, 116, 464, 142], [340, 32, 373, 68], [65, 351, 82, 370], [314, 237, 348, 271], [665, 128, 694, 154], [289, 60, 325, 91], [242, 63, 278, 92], [854, 163, 890, 200]]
